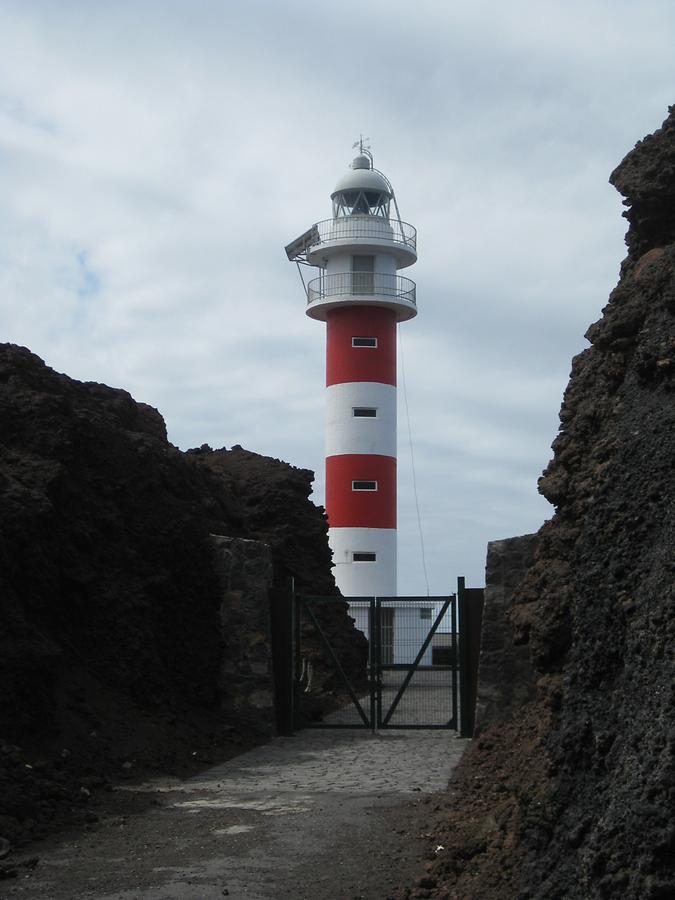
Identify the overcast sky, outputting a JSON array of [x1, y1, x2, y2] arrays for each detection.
[[1, 0, 673, 593]]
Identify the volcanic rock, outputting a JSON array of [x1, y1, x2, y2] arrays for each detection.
[[0, 345, 363, 844], [406, 107, 675, 899]]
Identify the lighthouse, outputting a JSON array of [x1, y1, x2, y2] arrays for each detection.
[[286, 146, 417, 598]]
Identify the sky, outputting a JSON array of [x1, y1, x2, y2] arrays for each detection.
[[1, 0, 673, 594]]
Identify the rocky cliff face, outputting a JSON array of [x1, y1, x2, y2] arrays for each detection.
[[187, 444, 339, 597], [0, 346, 360, 846], [402, 108, 675, 899], [189, 446, 368, 723]]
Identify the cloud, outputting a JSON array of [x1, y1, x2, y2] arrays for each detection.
[[0, 0, 673, 591]]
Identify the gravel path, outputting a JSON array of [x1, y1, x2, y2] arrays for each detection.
[[2, 729, 466, 900]]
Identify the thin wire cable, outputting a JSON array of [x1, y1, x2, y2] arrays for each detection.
[[295, 261, 309, 300], [398, 326, 430, 597]]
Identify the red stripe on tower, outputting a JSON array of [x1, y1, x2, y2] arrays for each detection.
[[326, 307, 396, 387], [325, 454, 396, 528]]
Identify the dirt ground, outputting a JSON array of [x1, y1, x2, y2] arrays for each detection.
[[0, 730, 466, 900], [0, 786, 427, 899]]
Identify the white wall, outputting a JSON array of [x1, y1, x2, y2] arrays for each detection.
[[330, 526, 396, 596], [386, 604, 433, 665], [348, 601, 434, 665], [326, 381, 396, 457]]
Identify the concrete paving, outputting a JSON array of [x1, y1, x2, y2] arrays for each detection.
[[186, 727, 463, 793], [4, 729, 467, 900]]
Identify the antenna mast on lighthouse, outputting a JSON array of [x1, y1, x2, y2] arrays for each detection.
[[285, 146, 418, 599]]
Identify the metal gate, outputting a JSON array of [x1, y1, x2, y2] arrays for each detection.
[[376, 596, 457, 729], [293, 589, 465, 732]]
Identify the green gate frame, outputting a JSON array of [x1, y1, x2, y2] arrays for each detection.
[[375, 595, 456, 730], [279, 578, 484, 735]]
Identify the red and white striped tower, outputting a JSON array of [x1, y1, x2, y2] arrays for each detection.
[[286, 147, 417, 596]]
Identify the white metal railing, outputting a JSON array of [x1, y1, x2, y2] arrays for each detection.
[[307, 272, 416, 305], [312, 216, 417, 253]]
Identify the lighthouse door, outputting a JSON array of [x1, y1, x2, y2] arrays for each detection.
[[379, 607, 395, 664], [352, 254, 374, 294]]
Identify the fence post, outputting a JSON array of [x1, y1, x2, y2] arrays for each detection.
[[458, 577, 471, 737], [369, 598, 377, 734], [458, 576, 485, 738]]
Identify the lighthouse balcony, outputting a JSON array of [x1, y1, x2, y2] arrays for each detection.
[[305, 216, 417, 269], [306, 272, 417, 322]]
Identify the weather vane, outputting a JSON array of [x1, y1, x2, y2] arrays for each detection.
[[352, 134, 371, 155]]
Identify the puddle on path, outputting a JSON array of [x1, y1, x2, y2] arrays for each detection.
[[172, 796, 313, 815]]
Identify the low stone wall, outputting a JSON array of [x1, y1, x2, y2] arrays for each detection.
[[474, 533, 539, 733], [211, 535, 275, 735]]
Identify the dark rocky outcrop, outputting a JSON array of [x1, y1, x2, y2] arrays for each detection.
[[474, 534, 539, 732], [189, 446, 368, 723], [187, 444, 338, 598], [609, 108, 675, 262], [516, 106, 675, 900], [0, 345, 362, 846], [211, 535, 276, 734], [400, 107, 675, 899]]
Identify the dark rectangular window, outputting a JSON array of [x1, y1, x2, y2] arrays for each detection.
[[353, 407, 377, 417], [352, 336, 377, 348], [419, 608, 432, 620], [353, 552, 376, 562], [352, 480, 377, 491]]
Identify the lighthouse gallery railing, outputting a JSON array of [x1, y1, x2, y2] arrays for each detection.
[[312, 216, 417, 252], [307, 272, 416, 305]]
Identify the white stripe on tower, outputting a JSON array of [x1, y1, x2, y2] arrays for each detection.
[[328, 528, 396, 597], [326, 382, 396, 458]]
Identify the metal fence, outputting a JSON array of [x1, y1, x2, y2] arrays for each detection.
[[272, 579, 484, 737], [307, 272, 416, 305], [313, 215, 417, 252], [295, 595, 457, 731]]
